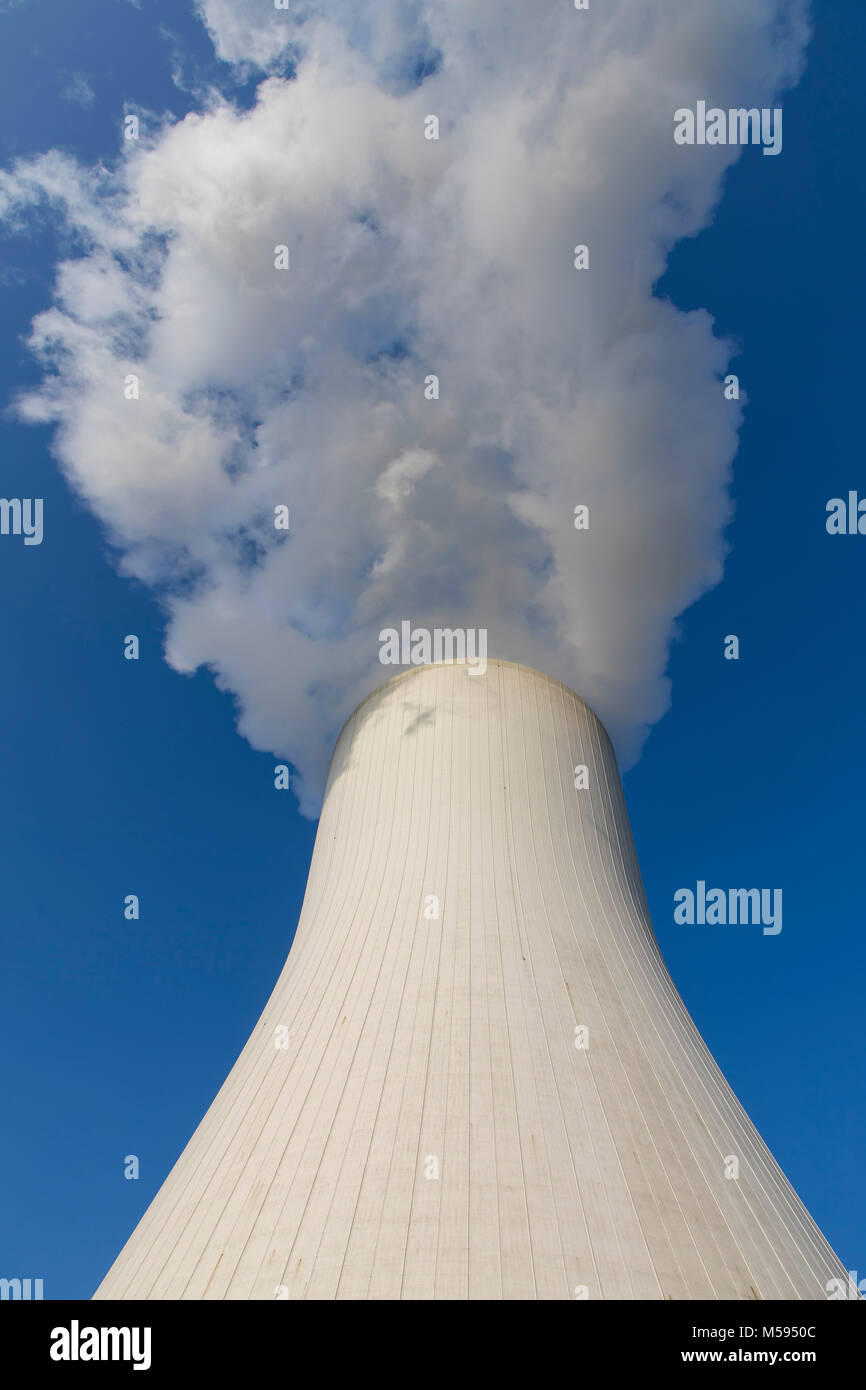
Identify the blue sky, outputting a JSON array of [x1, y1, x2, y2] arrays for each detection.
[[1, 0, 864, 1298]]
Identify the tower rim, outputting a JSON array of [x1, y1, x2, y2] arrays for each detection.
[[335, 657, 609, 748]]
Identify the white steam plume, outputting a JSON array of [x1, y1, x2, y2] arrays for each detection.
[[0, 0, 809, 813]]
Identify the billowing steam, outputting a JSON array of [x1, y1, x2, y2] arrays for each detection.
[[0, 0, 809, 812]]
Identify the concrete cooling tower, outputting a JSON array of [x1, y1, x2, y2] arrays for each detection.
[[95, 659, 847, 1300]]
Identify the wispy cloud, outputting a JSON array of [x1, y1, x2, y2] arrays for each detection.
[[61, 74, 96, 108]]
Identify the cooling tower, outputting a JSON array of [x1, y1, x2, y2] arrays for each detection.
[[95, 659, 847, 1300]]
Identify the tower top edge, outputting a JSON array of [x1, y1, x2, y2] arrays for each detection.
[[336, 658, 608, 745]]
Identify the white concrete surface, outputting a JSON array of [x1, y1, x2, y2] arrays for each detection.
[[95, 660, 848, 1299]]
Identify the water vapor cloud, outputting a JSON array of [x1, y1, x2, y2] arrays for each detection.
[[0, 0, 810, 811]]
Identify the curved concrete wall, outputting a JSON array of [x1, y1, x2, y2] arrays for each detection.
[[95, 660, 847, 1299]]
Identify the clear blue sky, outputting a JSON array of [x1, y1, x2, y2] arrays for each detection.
[[1, 0, 863, 1298]]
